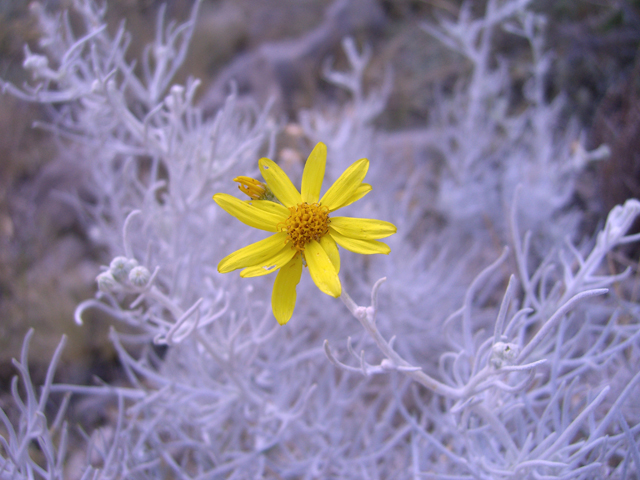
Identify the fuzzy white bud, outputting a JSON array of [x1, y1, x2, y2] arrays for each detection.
[[109, 256, 138, 282], [490, 342, 519, 369], [96, 271, 118, 293], [23, 54, 48, 72], [129, 266, 151, 288], [603, 199, 640, 245], [170, 84, 185, 96], [153, 45, 169, 60], [380, 359, 395, 370], [90, 79, 102, 93], [165, 85, 185, 112]]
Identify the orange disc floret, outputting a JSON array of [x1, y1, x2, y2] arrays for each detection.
[[279, 202, 330, 252]]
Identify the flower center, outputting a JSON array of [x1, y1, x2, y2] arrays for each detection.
[[280, 202, 330, 252]]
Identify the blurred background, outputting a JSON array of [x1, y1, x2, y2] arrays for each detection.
[[0, 0, 638, 426]]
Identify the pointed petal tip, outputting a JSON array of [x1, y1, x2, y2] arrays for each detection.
[[258, 157, 302, 207], [272, 255, 302, 326], [218, 260, 237, 274], [329, 229, 392, 255], [301, 142, 327, 204], [217, 257, 232, 273], [305, 240, 342, 297], [320, 158, 370, 211]]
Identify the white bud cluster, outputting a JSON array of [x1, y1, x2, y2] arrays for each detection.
[[109, 256, 138, 282], [95, 256, 151, 292]]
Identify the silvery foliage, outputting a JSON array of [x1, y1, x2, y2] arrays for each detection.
[[1, 0, 639, 478]]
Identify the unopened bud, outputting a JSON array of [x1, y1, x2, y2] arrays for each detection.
[[23, 54, 48, 72], [490, 342, 519, 369], [234, 176, 275, 201], [128, 266, 151, 287], [96, 271, 118, 293], [110, 256, 138, 282]]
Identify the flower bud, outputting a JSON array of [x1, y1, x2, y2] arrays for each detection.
[[90, 79, 102, 93], [96, 271, 118, 293], [490, 342, 519, 369], [165, 84, 186, 112], [233, 176, 275, 201], [110, 256, 138, 282], [23, 54, 48, 72], [129, 266, 151, 288]]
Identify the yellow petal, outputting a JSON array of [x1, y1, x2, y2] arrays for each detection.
[[305, 239, 341, 297], [258, 158, 302, 207], [320, 159, 369, 211], [329, 228, 391, 255], [272, 255, 303, 325], [338, 183, 372, 209], [218, 233, 288, 273], [301, 142, 326, 204], [240, 245, 297, 277], [246, 199, 290, 218], [330, 217, 397, 240], [213, 193, 281, 232], [319, 234, 340, 274]]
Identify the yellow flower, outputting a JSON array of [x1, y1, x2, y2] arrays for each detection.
[[213, 142, 396, 325]]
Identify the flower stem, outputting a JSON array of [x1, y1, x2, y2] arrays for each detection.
[[340, 287, 460, 398]]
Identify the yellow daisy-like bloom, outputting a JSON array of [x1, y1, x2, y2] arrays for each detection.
[[213, 142, 396, 325]]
